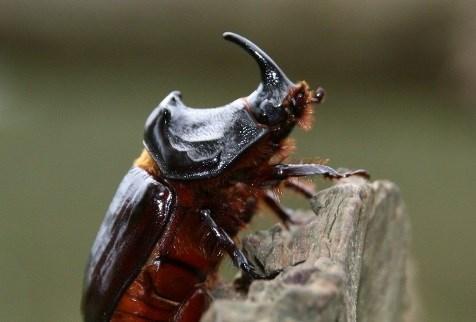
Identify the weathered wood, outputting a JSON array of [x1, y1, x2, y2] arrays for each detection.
[[202, 177, 415, 322]]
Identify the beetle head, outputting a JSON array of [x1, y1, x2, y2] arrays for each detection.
[[143, 33, 323, 180], [224, 32, 322, 133]]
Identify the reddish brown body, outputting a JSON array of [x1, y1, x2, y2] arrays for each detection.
[[111, 148, 272, 321]]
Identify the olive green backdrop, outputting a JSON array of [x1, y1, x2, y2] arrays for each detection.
[[1, 1, 475, 321]]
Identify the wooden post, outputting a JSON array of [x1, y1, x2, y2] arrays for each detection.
[[202, 177, 416, 322]]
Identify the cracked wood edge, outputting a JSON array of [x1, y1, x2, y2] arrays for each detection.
[[202, 177, 417, 322]]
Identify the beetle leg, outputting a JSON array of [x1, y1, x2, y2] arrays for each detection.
[[262, 190, 297, 228], [262, 189, 314, 227], [271, 163, 369, 180], [199, 209, 278, 280], [283, 178, 315, 199]]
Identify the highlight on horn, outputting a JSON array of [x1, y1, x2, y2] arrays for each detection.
[[223, 32, 292, 89]]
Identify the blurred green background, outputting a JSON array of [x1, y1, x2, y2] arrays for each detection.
[[1, 1, 475, 321]]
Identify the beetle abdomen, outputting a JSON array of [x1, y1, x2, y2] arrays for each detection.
[[111, 202, 224, 322], [111, 257, 210, 322]]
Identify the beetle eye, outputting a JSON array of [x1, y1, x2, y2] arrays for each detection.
[[251, 100, 286, 126], [292, 91, 306, 108]]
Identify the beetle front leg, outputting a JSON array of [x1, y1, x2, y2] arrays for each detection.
[[199, 210, 277, 280], [271, 163, 369, 181]]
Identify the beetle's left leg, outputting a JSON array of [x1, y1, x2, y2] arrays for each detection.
[[271, 163, 369, 180], [199, 209, 278, 280]]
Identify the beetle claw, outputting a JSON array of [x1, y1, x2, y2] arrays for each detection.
[[339, 169, 370, 180], [240, 262, 280, 280]]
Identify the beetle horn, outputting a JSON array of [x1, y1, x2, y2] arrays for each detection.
[[223, 32, 293, 91]]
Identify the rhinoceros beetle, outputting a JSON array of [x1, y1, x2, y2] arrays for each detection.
[[81, 32, 368, 322]]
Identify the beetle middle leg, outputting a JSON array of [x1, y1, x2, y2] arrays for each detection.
[[199, 209, 278, 280], [283, 178, 315, 198], [262, 190, 300, 228]]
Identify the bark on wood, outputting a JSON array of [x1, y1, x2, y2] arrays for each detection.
[[202, 177, 415, 322]]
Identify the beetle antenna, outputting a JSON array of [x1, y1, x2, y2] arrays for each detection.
[[223, 32, 293, 90]]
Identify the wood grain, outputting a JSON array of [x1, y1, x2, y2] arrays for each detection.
[[202, 177, 416, 322]]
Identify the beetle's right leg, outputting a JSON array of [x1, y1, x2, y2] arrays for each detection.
[[283, 178, 315, 198], [262, 190, 297, 228], [199, 209, 278, 280]]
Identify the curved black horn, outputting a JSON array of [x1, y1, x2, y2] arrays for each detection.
[[223, 32, 293, 89]]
